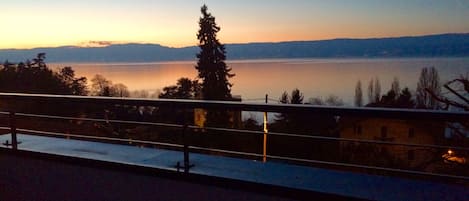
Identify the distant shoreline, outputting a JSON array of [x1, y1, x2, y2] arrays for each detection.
[[47, 56, 469, 66], [2, 33, 469, 63]]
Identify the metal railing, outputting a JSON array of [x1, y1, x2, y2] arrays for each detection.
[[0, 92, 468, 180]]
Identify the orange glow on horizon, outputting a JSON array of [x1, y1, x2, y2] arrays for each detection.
[[1, 1, 468, 49]]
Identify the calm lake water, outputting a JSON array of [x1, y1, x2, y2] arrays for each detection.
[[51, 58, 469, 105]]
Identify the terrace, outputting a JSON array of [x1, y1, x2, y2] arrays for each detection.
[[0, 93, 468, 200]]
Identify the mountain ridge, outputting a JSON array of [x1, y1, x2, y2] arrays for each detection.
[[1, 33, 468, 62]]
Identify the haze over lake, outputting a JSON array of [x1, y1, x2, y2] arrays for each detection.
[[51, 57, 469, 105]]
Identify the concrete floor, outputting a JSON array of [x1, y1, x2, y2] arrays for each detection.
[[1, 134, 468, 201]]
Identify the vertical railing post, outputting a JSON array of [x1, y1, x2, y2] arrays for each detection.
[[180, 108, 192, 173], [263, 94, 268, 163], [182, 123, 190, 173], [9, 111, 18, 150]]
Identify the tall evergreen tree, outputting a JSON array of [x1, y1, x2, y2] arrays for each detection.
[[195, 5, 234, 101], [194, 5, 235, 127]]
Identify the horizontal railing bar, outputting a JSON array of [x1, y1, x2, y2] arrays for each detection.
[[189, 124, 469, 151], [10, 110, 469, 152], [266, 154, 469, 181], [267, 131, 469, 151], [0, 92, 467, 120], [16, 128, 184, 148], [15, 112, 184, 129], [189, 146, 264, 158], [12, 112, 265, 136], [188, 125, 265, 135], [0, 111, 9, 115], [0, 126, 11, 130]]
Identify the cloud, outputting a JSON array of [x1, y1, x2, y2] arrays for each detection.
[[78, 41, 117, 47]]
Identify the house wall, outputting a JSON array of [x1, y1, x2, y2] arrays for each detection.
[[340, 117, 445, 169]]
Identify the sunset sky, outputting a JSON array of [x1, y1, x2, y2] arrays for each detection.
[[1, 0, 468, 49]]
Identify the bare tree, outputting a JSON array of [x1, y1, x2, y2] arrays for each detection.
[[426, 74, 468, 111], [355, 80, 363, 107], [308, 95, 344, 106], [426, 74, 468, 149], [416, 67, 441, 109], [391, 77, 400, 99], [113, 83, 130, 97], [325, 95, 344, 106], [131, 90, 150, 98], [374, 77, 381, 103], [367, 79, 374, 104], [91, 74, 112, 96], [308, 97, 324, 105], [91, 74, 129, 97]]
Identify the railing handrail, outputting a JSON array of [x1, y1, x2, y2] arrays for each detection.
[[0, 92, 467, 121]]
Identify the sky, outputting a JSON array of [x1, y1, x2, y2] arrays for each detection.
[[1, 0, 468, 49]]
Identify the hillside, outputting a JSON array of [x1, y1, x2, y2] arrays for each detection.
[[1, 33, 468, 62]]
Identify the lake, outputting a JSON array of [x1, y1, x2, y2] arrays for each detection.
[[50, 58, 469, 105]]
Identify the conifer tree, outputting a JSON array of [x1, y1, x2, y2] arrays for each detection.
[[195, 5, 235, 127], [195, 5, 234, 101]]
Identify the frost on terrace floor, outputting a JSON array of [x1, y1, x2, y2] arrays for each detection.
[[0, 133, 468, 201]]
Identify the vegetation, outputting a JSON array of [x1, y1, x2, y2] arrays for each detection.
[[426, 74, 468, 111], [159, 78, 200, 99], [367, 87, 415, 108], [0, 4, 466, 179], [367, 77, 381, 104], [391, 77, 400, 96], [90, 74, 129, 97], [193, 5, 236, 127], [195, 5, 234, 101], [274, 89, 303, 129], [416, 67, 441, 109], [358, 77, 415, 108], [0, 53, 87, 95], [354, 80, 363, 107]]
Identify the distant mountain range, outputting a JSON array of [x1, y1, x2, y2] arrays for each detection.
[[1, 33, 469, 63]]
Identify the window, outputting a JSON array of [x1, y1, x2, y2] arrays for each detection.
[[354, 125, 362, 135], [408, 150, 415, 160], [408, 128, 415, 138], [381, 126, 387, 138]]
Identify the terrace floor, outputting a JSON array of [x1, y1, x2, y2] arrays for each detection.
[[0, 134, 468, 201]]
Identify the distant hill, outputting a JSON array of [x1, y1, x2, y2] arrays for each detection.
[[1, 33, 469, 63]]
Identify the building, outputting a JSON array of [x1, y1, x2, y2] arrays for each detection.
[[340, 117, 446, 170]]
